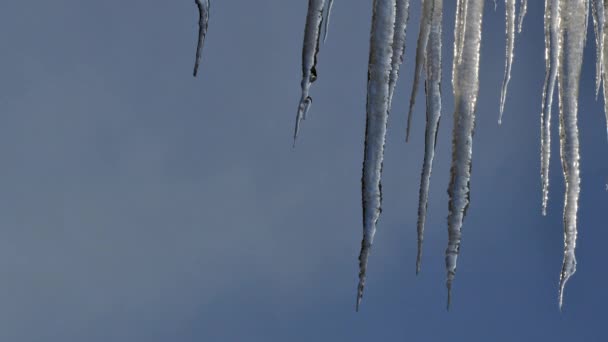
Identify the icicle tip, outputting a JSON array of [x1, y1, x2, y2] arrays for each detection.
[[558, 254, 577, 312], [446, 281, 452, 311], [293, 96, 312, 146]]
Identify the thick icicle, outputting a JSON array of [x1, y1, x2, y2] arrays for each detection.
[[591, 0, 605, 97], [499, 0, 516, 124], [445, 0, 484, 310], [388, 0, 411, 108], [357, 0, 396, 312], [415, 0, 443, 275], [294, 0, 326, 144], [193, 0, 210, 77], [406, 0, 433, 141], [541, 0, 560, 216], [518, 0, 528, 33], [557, 0, 586, 311]]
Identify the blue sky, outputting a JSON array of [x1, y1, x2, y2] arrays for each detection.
[[0, 1, 606, 341]]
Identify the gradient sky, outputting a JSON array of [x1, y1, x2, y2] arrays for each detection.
[[0, 1, 607, 341]]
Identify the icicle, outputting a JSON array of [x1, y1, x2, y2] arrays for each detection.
[[294, 0, 326, 144], [591, 0, 604, 97], [499, 0, 516, 124], [518, 0, 528, 33], [388, 0, 412, 108], [557, 0, 586, 311], [323, 0, 335, 43], [415, 0, 443, 275], [357, 0, 397, 312], [405, 0, 432, 141], [453, 0, 465, 67], [193, 0, 210, 77], [601, 0, 608, 137], [446, 0, 484, 310], [541, 0, 560, 216]]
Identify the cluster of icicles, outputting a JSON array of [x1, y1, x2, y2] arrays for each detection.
[[193, 0, 607, 310]]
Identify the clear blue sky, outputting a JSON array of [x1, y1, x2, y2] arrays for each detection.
[[0, 1, 606, 341]]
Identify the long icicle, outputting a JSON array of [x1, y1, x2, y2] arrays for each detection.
[[499, 0, 516, 124], [541, 0, 560, 216], [357, 0, 397, 312], [294, 0, 326, 144], [557, 0, 586, 311], [388, 0, 412, 109], [193, 0, 210, 77], [446, 0, 484, 310], [405, 0, 433, 141], [415, 0, 443, 275]]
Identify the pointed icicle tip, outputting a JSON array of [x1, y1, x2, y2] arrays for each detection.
[[558, 277, 568, 312], [446, 281, 452, 311], [558, 253, 577, 312], [294, 0, 325, 141], [356, 242, 369, 313], [193, 0, 210, 77]]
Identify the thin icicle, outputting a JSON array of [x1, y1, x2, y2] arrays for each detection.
[[518, 0, 528, 33], [446, 0, 484, 310], [323, 0, 335, 43], [602, 0, 608, 137], [541, 0, 560, 216], [591, 0, 604, 97], [557, 0, 586, 311], [453, 0, 465, 68], [499, 0, 516, 124], [193, 0, 210, 77], [357, 0, 396, 312], [388, 0, 412, 108], [456, 0, 469, 64], [415, 0, 443, 275], [406, 0, 433, 141], [294, 0, 326, 144]]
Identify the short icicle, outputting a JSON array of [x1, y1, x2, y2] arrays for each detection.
[[323, 0, 335, 43], [591, 0, 604, 97], [602, 0, 608, 138], [294, 0, 326, 145], [193, 0, 210, 77], [518, 0, 528, 33], [357, 0, 397, 312]]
